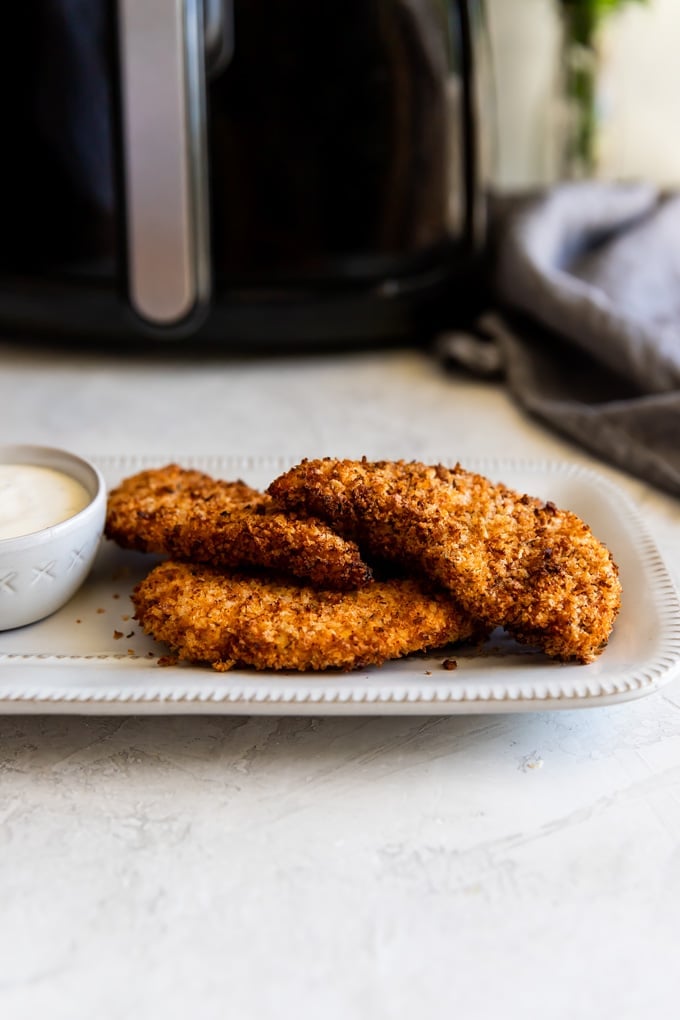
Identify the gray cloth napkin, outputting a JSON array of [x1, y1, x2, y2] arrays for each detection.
[[439, 181, 680, 497]]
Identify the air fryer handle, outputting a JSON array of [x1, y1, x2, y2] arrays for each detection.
[[460, 0, 487, 251], [117, 0, 211, 329]]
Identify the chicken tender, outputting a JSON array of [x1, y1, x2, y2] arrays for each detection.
[[268, 458, 622, 663], [105, 464, 371, 590], [132, 561, 480, 672]]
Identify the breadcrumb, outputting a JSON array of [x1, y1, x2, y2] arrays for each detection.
[[132, 561, 479, 672], [268, 458, 622, 663], [105, 464, 371, 590]]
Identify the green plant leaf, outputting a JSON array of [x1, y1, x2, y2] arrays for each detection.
[[559, 0, 649, 46], [559, 0, 649, 17]]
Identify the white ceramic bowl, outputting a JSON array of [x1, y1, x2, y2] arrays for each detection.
[[0, 445, 106, 631]]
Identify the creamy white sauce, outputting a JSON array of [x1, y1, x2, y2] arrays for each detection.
[[0, 464, 91, 540]]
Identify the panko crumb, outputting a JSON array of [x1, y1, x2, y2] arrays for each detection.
[[133, 562, 477, 672], [442, 658, 458, 670], [268, 457, 622, 663], [105, 463, 372, 590]]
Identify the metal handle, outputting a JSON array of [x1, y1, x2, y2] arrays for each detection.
[[204, 0, 234, 77], [117, 0, 211, 328], [460, 0, 488, 251]]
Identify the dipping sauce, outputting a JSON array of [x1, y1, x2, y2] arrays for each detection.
[[0, 464, 91, 540]]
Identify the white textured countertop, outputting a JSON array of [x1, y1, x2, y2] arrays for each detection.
[[1, 340, 680, 1019]]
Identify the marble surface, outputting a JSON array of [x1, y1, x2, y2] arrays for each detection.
[[1, 339, 679, 1019]]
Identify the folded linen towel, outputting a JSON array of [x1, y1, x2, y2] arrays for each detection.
[[439, 181, 680, 497]]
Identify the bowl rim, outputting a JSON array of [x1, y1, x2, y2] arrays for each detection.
[[0, 444, 106, 551]]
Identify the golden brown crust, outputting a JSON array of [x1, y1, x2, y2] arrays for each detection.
[[132, 561, 480, 672], [105, 464, 372, 590], [268, 458, 622, 663]]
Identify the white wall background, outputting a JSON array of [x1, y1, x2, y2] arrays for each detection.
[[486, 0, 680, 189]]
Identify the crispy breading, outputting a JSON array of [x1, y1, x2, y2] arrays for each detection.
[[132, 561, 479, 672], [105, 464, 372, 590], [268, 458, 622, 663]]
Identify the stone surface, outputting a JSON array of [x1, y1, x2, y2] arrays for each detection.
[[1, 341, 679, 1019]]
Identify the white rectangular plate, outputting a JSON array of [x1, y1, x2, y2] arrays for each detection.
[[0, 455, 678, 714]]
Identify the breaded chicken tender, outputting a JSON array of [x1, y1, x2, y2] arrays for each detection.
[[132, 561, 479, 672], [268, 458, 622, 663], [105, 464, 371, 590]]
